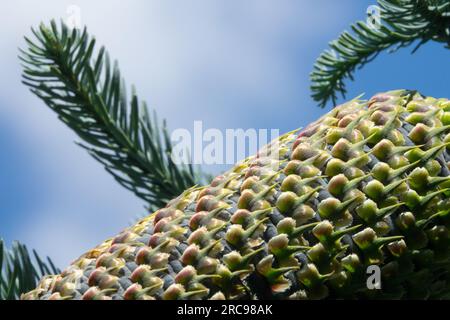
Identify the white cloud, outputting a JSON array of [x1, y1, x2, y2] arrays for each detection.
[[0, 0, 353, 267]]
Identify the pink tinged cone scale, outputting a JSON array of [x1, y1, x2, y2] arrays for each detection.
[[23, 90, 450, 300]]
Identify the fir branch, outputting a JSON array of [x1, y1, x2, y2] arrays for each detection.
[[0, 239, 59, 300], [20, 21, 204, 210], [311, 0, 450, 108]]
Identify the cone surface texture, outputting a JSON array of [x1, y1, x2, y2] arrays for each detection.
[[23, 90, 450, 300]]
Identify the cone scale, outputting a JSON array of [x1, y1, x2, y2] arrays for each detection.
[[23, 90, 450, 300]]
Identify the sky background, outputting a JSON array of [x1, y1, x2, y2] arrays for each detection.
[[0, 0, 449, 268]]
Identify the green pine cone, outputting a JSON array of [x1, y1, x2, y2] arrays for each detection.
[[23, 90, 450, 300]]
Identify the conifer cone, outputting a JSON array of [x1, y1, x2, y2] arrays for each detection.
[[23, 90, 450, 300]]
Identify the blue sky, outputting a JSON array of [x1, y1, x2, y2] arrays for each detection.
[[0, 0, 449, 267]]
